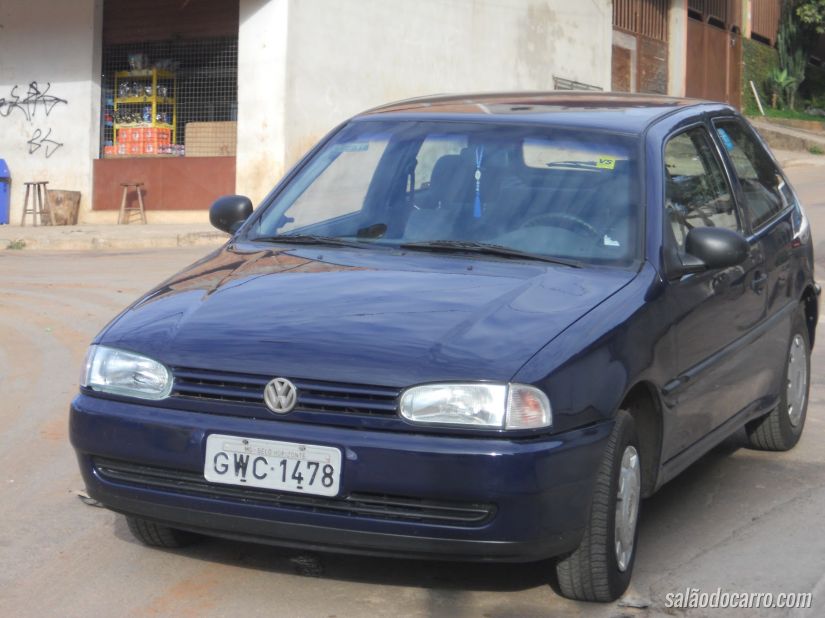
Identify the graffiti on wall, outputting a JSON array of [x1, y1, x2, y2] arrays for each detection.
[[26, 128, 64, 158], [0, 81, 68, 158]]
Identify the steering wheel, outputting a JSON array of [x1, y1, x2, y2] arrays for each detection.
[[524, 212, 602, 243]]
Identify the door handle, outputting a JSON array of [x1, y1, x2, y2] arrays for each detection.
[[751, 272, 768, 293]]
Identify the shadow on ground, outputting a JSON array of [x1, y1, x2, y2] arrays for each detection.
[[107, 429, 774, 607]]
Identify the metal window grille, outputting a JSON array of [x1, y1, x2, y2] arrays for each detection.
[[688, 0, 728, 21], [553, 77, 603, 91], [100, 37, 238, 158], [750, 0, 781, 45], [613, 0, 669, 42], [688, 0, 739, 30]]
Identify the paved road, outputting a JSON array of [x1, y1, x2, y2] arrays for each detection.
[[1, 164, 825, 617]]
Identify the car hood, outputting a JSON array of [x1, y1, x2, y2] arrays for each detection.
[[99, 244, 637, 386]]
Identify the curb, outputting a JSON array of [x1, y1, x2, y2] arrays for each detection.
[[751, 121, 825, 155], [0, 230, 227, 251], [779, 156, 825, 168]]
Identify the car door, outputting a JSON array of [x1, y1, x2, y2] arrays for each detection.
[[661, 123, 767, 459], [710, 116, 797, 408]]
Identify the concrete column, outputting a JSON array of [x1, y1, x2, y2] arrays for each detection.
[[89, 0, 103, 204], [743, 0, 752, 38], [236, 0, 290, 205], [668, 0, 688, 97]]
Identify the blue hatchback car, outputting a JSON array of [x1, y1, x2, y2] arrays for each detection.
[[71, 93, 818, 602]]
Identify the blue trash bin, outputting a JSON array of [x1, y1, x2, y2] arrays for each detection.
[[0, 159, 10, 225]]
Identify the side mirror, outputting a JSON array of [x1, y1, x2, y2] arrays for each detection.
[[210, 195, 253, 234], [676, 227, 749, 276]]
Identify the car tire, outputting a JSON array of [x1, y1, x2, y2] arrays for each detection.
[[745, 305, 810, 452], [125, 516, 202, 548], [555, 409, 641, 602]]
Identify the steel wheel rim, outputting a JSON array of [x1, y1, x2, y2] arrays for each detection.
[[614, 444, 641, 573], [787, 334, 808, 427]]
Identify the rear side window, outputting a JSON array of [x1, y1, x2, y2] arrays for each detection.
[[664, 127, 739, 250], [713, 119, 791, 230]]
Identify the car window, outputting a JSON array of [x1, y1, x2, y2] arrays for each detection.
[[664, 127, 739, 250], [270, 137, 390, 230], [713, 119, 791, 230], [252, 120, 641, 266]]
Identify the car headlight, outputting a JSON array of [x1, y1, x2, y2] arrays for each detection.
[[399, 383, 551, 430], [80, 344, 173, 400]]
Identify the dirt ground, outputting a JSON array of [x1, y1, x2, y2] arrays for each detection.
[[1, 164, 825, 617]]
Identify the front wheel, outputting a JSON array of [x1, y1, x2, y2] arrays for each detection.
[[555, 410, 641, 602], [745, 306, 810, 451], [126, 516, 202, 548]]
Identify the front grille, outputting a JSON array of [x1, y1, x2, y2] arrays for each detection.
[[171, 367, 400, 416], [94, 458, 494, 526]]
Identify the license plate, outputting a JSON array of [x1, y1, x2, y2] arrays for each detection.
[[204, 434, 342, 497]]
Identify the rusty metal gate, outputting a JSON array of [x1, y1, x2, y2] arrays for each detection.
[[612, 0, 669, 94], [685, 0, 743, 107]]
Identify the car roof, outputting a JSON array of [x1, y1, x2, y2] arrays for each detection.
[[356, 91, 733, 134]]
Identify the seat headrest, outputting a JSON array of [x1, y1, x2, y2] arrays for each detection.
[[429, 154, 464, 190]]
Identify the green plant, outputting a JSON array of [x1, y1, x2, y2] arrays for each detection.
[[6, 239, 26, 250], [769, 67, 798, 108], [742, 38, 780, 114], [777, 1, 812, 110], [808, 93, 825, 110], [809, 145, 824, 155], [797, 0, 825, 33], [758, 107, 825, 122], [800, 61, 825, 108]]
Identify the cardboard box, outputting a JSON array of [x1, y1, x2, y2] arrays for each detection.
[[185, 121, 236, 157], [142, 127, 171, 143], [117, 127, 171, 145], [141, 130, 172, 155], [119, 128, 143, 143]]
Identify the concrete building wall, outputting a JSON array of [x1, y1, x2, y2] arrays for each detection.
[[1, 0, 613, 222], [277, 0, 612, 175], [0, 0, 102, 224], [236, 0, 290, 205]]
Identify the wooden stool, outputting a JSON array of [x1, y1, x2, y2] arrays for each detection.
[[21, 181, 54, 226], [118, 182, 147, 224]]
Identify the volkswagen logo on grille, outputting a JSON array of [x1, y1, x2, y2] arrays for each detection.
[[264, 378, 298, 414]]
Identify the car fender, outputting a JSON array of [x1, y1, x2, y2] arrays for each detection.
[[513, 261, 673, 436]]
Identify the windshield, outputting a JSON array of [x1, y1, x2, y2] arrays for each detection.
[[250, 120, 641, 266]]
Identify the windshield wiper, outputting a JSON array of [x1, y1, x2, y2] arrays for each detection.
[[250, 234, 369, 248], [399, 240, 581, 268]]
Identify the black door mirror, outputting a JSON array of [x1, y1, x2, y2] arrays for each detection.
[[677, 227, 750, 276], [210, 195, 253, 234]]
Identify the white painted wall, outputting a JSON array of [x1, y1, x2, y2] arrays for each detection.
[[236, 0, 290, 204], [235, 0, 613, 190], [0, 0, 613, 223], [0, 0, 101, 225]]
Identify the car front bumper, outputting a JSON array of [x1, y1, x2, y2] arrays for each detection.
[[70, 393, 612, 562]]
